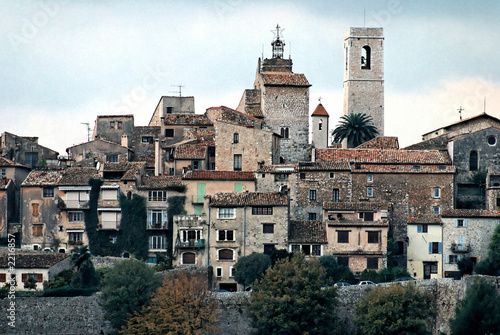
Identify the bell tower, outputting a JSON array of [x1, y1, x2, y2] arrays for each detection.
[[343, 27, 384, 136]]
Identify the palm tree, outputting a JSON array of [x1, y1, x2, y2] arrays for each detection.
[[331, 113, 379, 148], [71, 245, 98, 288]]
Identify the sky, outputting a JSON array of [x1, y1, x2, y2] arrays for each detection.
[[1, 0, 500, 155]]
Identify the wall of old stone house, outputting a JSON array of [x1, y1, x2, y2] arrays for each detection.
[[243, 205, 288, 256], [260, 85, 310, 163], [149, 96, 196, 127], [68, 140, 128, 165], [407, 223, 443, 279], [486, 186, 500, 210], [93, 116, 134, 145], [214, 123, 276, 172], [1, 132, 59, 167], [0, 187, 12, 239]]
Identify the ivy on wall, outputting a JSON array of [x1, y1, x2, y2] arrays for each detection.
[[118, 193, 148, 260], [166, 196, 187, 263]]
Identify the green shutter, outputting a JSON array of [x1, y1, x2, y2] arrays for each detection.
[[235, 183, 243, 193], [197, 183, 206, 203], [194, 205, 203, 215]]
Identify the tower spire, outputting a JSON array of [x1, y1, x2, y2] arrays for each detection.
[[271, 24, 285, 59]]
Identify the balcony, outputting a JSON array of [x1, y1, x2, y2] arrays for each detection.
[[179, 239, 205, 249], [451, 243, 471, 253], [65, 200, 89, 209], [147, 222, 168, 230]]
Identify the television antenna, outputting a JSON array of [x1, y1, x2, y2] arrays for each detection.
[[169, 85, 184, 97], [81, 122, 91, 141]]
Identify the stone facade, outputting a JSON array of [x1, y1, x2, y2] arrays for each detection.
[[0, 132, 59, 169], [92, 115, 135, 146], [66, 138, 130, 167], [343, 28, 384, 137], [148, 96, 195, 127]]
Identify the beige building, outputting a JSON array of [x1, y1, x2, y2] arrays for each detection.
[[323, 202, 388, 274], [172, 214, 208, 268], [407, 215, 443, 279], [207, 191, 289, 291]]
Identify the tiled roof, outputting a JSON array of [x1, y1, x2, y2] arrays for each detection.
[[298, 161, 351, 171], [96, 114, 134, 119], [104, 162, 146, 180], [442, 209, 500, 218], [356, 137, 399, 150], [289, 220, 327, 244], [257, 165, 297, 173], [67, 138, 124, 150], [209, 192, 287, 206], [207, 106, 262, 127], [0, 253, 70, 268], [323, 202, 385, 211], [422, 113, 500, 137], [315, 148, 451, 165], [0, 157, 28, 168], [58, 167, 99, 186], [139, 175, 183, 189], [22, 170, 63, 186], [0, 178, 11, 189], [261, 73, 311, 87], [408, 214, 442, 224], [164, 114, 212, 126], [351, 164, 455, 174], [175, 144, 207, 160], [311, 104, 329, 117], [183, 170, 256, 180], [402, 134, 449, 151]]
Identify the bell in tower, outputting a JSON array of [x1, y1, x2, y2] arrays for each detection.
[[271, 24, 285, 59], [261, 24, 293, 73]]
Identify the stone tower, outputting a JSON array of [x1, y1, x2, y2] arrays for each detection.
[[343, 27, 384, 136], [311, 103, 329, 149], [237, 25, 311, 163]]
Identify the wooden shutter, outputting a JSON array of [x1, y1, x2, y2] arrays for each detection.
[[438, 242, 442, 254], [464, 219, 468, 227], [37, 274, 43, 282], [417, 225, 422, 233], [453, 219, 457, 227], [0, 273, 6, 282], [428, 242, 432, 254], [22, 273, 27, 282]]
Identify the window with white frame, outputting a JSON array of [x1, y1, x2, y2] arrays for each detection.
[[454, 219, 467, 227], [218, 230, 234, 241], [433, 188, 440, 199], [449, 255, 458, 264], [218, 208, 235, 219], [433, 206, 440, 215], [181, 229, 202, 242], [230, 266, 235, 277], [149, 235, 166, 250], [218, 249, 234, 260], [367, 174, 373, 183], [148, 191, 167, 202], [233, 154, 242, 171], [148, 210, 167, 229], [310, 190, 317, 201], [367, 187, 373, 197], [68, 232, 83, 242], [43, 187, 54, 197], [102, 189, 118, 201], [68, 211, 84, 222], [216, 267, 223, 277]]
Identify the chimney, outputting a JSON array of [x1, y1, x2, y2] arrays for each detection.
[[154, 139, 163, 176], [160, 116, 165, 138]]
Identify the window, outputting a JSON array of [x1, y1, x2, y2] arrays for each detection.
[[433, 206, 440, 215], [106, 155, 118, 162], [337, 231, 349, 243], [252, 207, 273, 215], [433, 188, 440, 199], [32, 225, 43, 236], [149, 236, 166, 250], [264, 244, 275, 255], [309, 190, 317, 201], [280, 127, 289, 139], [367, 174, 373, 183], [117, 121, 122, 129], [291, 245, 301, 253], [219, 208, 235, 219], [233, 133, 239, 143], [263, 224, 274, 234], [102, 189, 118, 201], [148, 191, 167, 202], [429, 242, 442, 254], [142, 136, 153, 143], [337, 257, 349, 267], [109, 235, 117, 244], [43, 187, 54, 197], [417, 224, 428, 233], [361, 45, 371, 70], [166, 106, 174, 114], [308, 213, 317, 220], [23, 273, 42, 283], [233, 154, 242, 171], [455, 219, 467, 228], [216, 267, 223, 277], [181, 230, 202, 243], [497, 198, 500, 207], [469, 151, 478, 171], [430, 263, 438, 274], [165, 129, 174, 137], [24, 152, 38, 168], [367, 231, 380, 243], [218, 249, 234, 260], [367, 257, 379, 270], [110, 121, 115, 129], [449, 255, 458, 264], [68, 212, 84, 222], [31, 203, 39, 216], [218, 230, 234, 241], [276, 173, 288, 180], [192, 161, 200, 170], [487, 135, 497, 146], [361, 212, 374, 221], [0, 169, 5, 178], [367, 187, 373, 197], [68, 232, 83, 242], [168, 168, 175, 175], [300, 173, 306, 179], [148, 210, 167, 229], [230, 266, 235, 277], [319, 119, 323, 130], [312, 245, 321, 256], [330, 172, 335, 179], [182, 252, 195, 264], [332, 189, 339, 202]]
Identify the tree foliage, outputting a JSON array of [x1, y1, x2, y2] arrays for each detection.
[[449, 277, 500, 335], [234, 252, 272, 287], [121, 270, 219, 335], [319, 255, 355, 284], [331, 112, 379, 148], [250, 253, 342, 335], [100, 259, 161, 331], [355, 283, 436, 335], [475, 223, 500, 275], [23, 277, 37, 290], [70, 245, 99, 288]]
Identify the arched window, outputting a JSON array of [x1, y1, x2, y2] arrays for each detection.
[[469, 151, 479, 171], [361, 46, 371, 70], [280, 127, 289, 139], [182, 252, 196, 265], [218, 249, 234, 260]]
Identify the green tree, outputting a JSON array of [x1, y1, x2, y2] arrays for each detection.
[[23, 277, 37, 290], [269, 248, 291, 266], [331, 112, 379, 148], [234, 252, 272, 287], [449, 277, 500, 335], [71, 245, 99, 288], [251, 253, 342, 335], [43, 269, 74, 290], [319, 255, 355, 284], [355, 283, 436, 335], [475, 223, 500, 275], [120, 270, 219, 335], [100, 259, 161, 331], [359, 269, 380, 283]]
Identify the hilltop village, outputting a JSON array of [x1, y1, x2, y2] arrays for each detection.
[[1, 26, 500, 292]]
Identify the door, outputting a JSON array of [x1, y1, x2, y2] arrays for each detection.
[[423, 263, 431, 279]]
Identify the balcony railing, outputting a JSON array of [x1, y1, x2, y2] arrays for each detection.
[[65, 200, 89, 209], [451, 244, 471, 253], [147, 222, 168, 230], [179, 239, 205, 249]]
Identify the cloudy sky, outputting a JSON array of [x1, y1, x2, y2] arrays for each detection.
[[1, 0, 500, 155]]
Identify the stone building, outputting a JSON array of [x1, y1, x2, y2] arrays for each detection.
[[0, 132, 59, 168], [237, 25, 311, 163], [323, 202, 389, 274], [66, 138, 131, 166], [172, 214, 208, 268], [407, 214, 443, 279], [343, 28, 384, 139], [92, 115, 135, 146], [311, 103, 329, 149], [207, 191, 289, 291], [148, 96, 196, 127], [441, 208, 500, 278], [486, 168, 500, 211], [288, 220, 327, 257]]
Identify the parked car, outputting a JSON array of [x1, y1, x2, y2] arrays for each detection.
[[394, 276, 416, 282], [334, 282, 352, 287], [357, 281, 376, 286]]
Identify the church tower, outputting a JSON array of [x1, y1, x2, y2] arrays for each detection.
[[343, 27, 384, 136], [311, 102, 329, 149]]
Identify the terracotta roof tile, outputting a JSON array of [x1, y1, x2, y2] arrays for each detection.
[[0, 253, 70, 268], [104, 162, 145, 180], [0, 178, 11, 189], [442, 209, 500, 218], [183, 170, 256, 180], [0, 157, 28, 168], [323, 202, 385, 211], [316, 148, 451, 165], [298, 161, 351, 171], [257, 165, 297, 173], [22, 170, 63, 186], [261, 73, 311, 87], [139, 175, 183, 189], [164, 114, 212, 126], [356, 137, 399, 150], [289, 220, 327, 243], [209, 192, 287, 206], [57, 167, 99, 186], [311, 104, 329, 117], [351, 164, 455, 174], [175, 143, 207, 160], [207, 106, 262, 127], [408, 214, 442, 224]]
